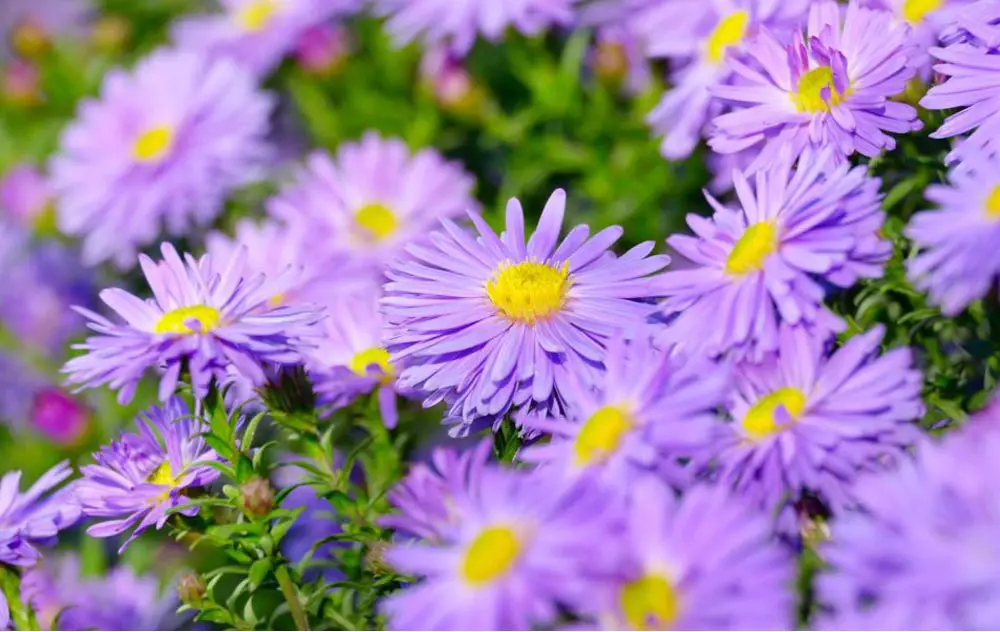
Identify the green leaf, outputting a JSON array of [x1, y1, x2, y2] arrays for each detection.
[[249, 558, 273, 590]]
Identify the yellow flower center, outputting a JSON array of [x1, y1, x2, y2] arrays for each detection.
[[725, 221, 778, 275], [620, 573, 680, 630], [903, 0, 944, 23], [235, 0, 277, 32], [486, 261, 570, 323], [349, 347, 393, 378], [574, 405, 634, 466], [133, 126, 174, 163], [986, 185, 1000, 219], [462, 526, 520, 585], [12, 21, 49, 58], [791, 66, 848, 113], [706, 10, 750, 63], [355, 203, 399, 242], [154, 305, 221, 335], [742, 387, 808, 439], [147, 461, 179, 487]]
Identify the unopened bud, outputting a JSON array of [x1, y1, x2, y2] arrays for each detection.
[[365, 541, 392, 576], [91, 15, 132, 54], [177, 571, 207, 607], [11, 20, 50, 58], [240, 478, 274, 518], [2, 59, 42, 108], [593, 40, 629, 85]]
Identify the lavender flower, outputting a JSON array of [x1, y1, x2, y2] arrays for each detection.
[[380, 458, 615, 629], [710, 0, 922, 173], [50, 49, 273, 267], [657, 150, 888, 361], [75, 398, 220, 551], [519, 331, 729, 492], [1, 0, 91, 59], [905, 149, 1000, 314], [63, 242, 322, 404], [0, 164, 51, 227], [577, 477, 795, 630], [863, 0, 975, 78], [703, 325, 923, 535], [373, 0, 576, 54], [384, 189, 669, 432], [171, 0, 351, 77], [268, 132, 478, 278]]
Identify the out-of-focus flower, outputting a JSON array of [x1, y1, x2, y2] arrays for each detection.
[[63, 242, 322, 404], [380, 458, 616, 630], [30, 388, 90, 447], [863, 0, 974, 79], [171, 0, 351, 76], [657, 150, 888, 361], [1, 58, 42, 108], [710, 1, 921, 173], [385, 189, 669, 434], [50, 49, 273, 267], [703, 325, 923, 534], [817, 399, 1000, 629], [905, 149, 1000, 314], [205, 218, 310, 303], [75, 398, 220, 551], [373, 0, 576, 54], [0, 164, 51, 228], [519, 332, 728, 492], [89, 14, 132, 54], [22, 554, 175, 631], [0, 461, 80, 628], [419, 45, 485, 115], [576, 477, 795, 630], [591, 24, 650, 95], [268, 132, 478, 278], [294, 23, 349, 75], [1, 0, 92, 59], [0, 353, 90, 445]]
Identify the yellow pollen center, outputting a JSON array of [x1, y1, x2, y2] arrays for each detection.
[[12, 21, 49, 58], [462, 526, 520, 585], [791, 66, 847, 113], [574, 406, 635, 466], [154, 305, 221, 335], [620, 574, 680, 630], [133, 126, 174, 163], [726, 221, 778, 275], [355, 203, 399, 241], [349, 347, 393, 378], [707, 10, 750, 63], [986, 185, 1000, 219], [148, 461, 178, 487], [742, 387, 807, 439], [235, 0, 277, 32], [486, 260, 570, 323], [903, 0, 944, 23]]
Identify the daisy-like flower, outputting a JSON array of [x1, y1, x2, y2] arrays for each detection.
[[75, 398, 220, 551], [307, 283, 416, 429], [62, 242, 322, 404], [380, 460, 615, 630], [50, 49, 273, 267], [703, 324, 923, 535], [709, 0, 922, 173], [384, 189, 669, 432], [624, 0, 811, 159], [205, 218, 310, 304], [863, 0, 974, 78], [519, 331, 729, 492], [905, 150, 1000, 315], [372, 0, 576, 54], [268, 132, 479, 278], [0, 461, 79, 628], [171, 0, 352, 77], [1, 0, 91, 59], [577, 477, 794, 630], [817, 399, 1000, 629], [657, 150, 889, 361]]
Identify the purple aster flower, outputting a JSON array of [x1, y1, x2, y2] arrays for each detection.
[[380, 459, 615, 630], [22, 554, 176, 631], [0, 164, 51, 227], [75, 398, 220, 551], [384, 189, 670, 432], [50, 48, 273, 267], [862, 0, 975, 79], [205, 218, 310, 305], [171, 0, 352, 77], [268, 132, 479, 278], [657, 150, 889, 361], [623, 0, 811, 159], [0, 352, 91, 445], [373, 0, 576, 54], [62, 242, 322, 404], [940, 0, 1000, 49], [575, 477, 795, 630], [1, 0, 91, 59], [817, 399, 1000, 629], [710, 1, 922, 173], [0, 461, 80, 628], [702, 324, 923, 535], [905, 149, 1000, 314], [518, 331, 729, 493]]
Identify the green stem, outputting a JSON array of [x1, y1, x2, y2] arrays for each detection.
[[275, 565, 310, 631], [0, 565, 39, 630]]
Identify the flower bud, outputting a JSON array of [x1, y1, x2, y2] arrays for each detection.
[[240, 477, 275, 518], [177, 571, 208, 607]]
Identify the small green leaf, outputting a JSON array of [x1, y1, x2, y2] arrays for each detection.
[[249, 559, 273, 590]]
